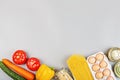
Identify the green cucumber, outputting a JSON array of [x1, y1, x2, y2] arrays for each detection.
[[0, 61, 25, 80]]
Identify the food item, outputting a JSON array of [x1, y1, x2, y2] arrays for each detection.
[[26, 57, 40, 71], [100, 60, 107, 68], [103, 68, 111, 76], [12, 50, 27, 65], [114, 61, 120, 78], [107, 76, 114, 80], [92, 64, 100, 72], [95, 71, 103, 79], [87, 52, 116, 80], [36, 64, 55, 80], [55, 68, 73, 80], [96, 53, 104, 61], [2, 58, 35, 80], [88, 56, 96, 64], [107, 47, 120, 61], [67, 54, 93, 80], [0, 61, 25, 80]]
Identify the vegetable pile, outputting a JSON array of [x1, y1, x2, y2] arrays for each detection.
[[2, 59, 35, 80], [0, 50, 56, 80], [1, 47, 120, 80], [0, 61, 25, 80], [0, 50, 41, 80]]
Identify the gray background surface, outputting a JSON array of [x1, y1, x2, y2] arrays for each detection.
[[0, 0, 120, 79]]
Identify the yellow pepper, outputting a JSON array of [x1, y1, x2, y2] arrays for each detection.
[[36, 64, 55, 80]]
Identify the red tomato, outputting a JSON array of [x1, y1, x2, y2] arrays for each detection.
[[12, 50, 27, 65], [26, 57, 40, 71]]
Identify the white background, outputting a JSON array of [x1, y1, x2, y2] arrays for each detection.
[[0, 0, 120, 79]]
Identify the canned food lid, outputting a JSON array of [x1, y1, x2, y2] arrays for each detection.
[[114, 61, 120, 78], [108, 47, 120, 61]]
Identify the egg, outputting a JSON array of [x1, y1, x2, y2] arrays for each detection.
[[92, 64, 100, 72], [103, 68, 111, 76], [88, 56, 96, 64], [100, 60, 107, 68], [106, 76, 114, 80], [87, 52, 116, 80], [95, 71, 103, 79], [96, 53, 104, 61]]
